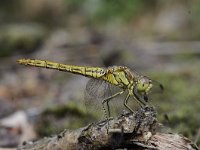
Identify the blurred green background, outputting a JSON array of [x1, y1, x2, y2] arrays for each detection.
[[0, 0, 200, 148]]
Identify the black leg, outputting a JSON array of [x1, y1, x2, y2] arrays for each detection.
[[123, 94, 134, 113], [102, 91, 124, 133], [102, 91, 124, 118], [133, 86, 146, 106]]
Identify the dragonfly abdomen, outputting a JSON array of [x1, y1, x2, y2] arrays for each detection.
[[17, 59, 106, 78]]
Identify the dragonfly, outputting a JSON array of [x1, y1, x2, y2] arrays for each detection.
[[17, 58, 164, 121]]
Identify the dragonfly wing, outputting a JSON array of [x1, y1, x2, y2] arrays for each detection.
[[84, 78, 123, 118], [85, 78, 107, 118]]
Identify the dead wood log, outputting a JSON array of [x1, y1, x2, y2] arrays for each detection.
[[17, 107, 199, 150]]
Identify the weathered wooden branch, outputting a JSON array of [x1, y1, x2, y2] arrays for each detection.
[[17, 107, 199, 150]]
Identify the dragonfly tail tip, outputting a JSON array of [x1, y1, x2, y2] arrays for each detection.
[[17, 58, 27, 65]]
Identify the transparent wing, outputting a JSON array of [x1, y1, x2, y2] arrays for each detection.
[[84, 78, 125, 119]]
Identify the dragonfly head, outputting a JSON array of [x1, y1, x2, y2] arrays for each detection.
[[133, 76, 153, 102], [136, 76, 153, 94], [133, 76, 163, 102]]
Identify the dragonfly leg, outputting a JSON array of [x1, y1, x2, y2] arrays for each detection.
[[133, 86, 146, 107], [123, 94, 135, 113], [106, 100, 111, 117], [134, 93, 146, 107], [102, 91, 124, 133], [102, 91, 124, 117], [102, 91, 124, 113]]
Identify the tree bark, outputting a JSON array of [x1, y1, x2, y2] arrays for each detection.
[[17, 107, 199, 150]]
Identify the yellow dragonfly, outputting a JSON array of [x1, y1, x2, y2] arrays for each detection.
[[17, 58, 163, 119]]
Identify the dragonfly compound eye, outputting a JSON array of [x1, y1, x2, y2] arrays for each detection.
[[136, 77, 152, 93]]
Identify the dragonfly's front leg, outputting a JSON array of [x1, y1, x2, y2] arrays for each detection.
[[133, 93, 146, 107], [123, 94, 134, 113], [133, 86, 146, 107]]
